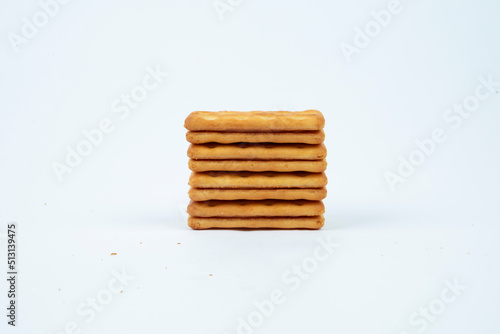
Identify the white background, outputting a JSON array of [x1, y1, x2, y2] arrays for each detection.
[[1, 0, 499, 333]]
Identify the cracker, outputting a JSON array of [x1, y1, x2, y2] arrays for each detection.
[[187, 200, 325, 217], [188, 159, 327, 172], [186, 130, 325, 144], [189, 171, 328, 188], [184, 110, 325, 131], [187, 143, 327, 160], [188, 215, 324, 229], [189, 187, 327, 201]]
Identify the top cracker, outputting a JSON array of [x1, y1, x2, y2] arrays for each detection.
[[184, 110, 325, 132]]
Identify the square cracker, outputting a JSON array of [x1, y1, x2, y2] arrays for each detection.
[[187, 199, 325, 217], [188, 187, 327, 201], [188, 159, 327, 172], [189, 171, 328, 189], [184, 110, 325, 132], [186, 130, 325, 144], [187, 143, 327, 160], [188, 215, 325, 229]]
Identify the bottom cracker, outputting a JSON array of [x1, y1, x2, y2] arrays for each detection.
[[188, 215, 324, 229]]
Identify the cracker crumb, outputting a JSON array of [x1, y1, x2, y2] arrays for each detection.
[[58, 288, 61, 291], [44, 203, 47, 206], [177, 243, 181, 245], [120, 291, 123, 293], [209, 274, 213, 276], [140, 242, 142, 244], [111, 253, 117, 256]]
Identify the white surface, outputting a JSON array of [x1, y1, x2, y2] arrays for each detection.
[[1, 0, 499, 333]]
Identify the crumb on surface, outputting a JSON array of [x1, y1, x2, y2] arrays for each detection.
[[177, 243, 181, 245], [120, 291, 123, 293], [209, 274, 213, 276], [111, 253, 117, 256], [44, 203, 47, 205]]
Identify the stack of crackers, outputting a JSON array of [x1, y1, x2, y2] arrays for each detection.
[[185, 110, 327, 229]]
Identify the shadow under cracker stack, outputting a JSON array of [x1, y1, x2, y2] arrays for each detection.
[[184, 110, 327, 230]]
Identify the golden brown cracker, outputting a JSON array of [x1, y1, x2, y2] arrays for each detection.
[[186, 130, 325, 144], [188, 215, 325, 229], [188, 159, 327, 172], [187, 199, 324, 217], [188, 187, 327, 201], [184, 110, 325, 131], [187, 143, 327, 160], [189, 171, 328, 189]]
